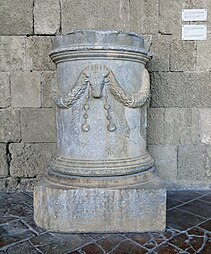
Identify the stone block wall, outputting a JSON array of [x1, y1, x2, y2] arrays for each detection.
[[0, 0, 210, 190]]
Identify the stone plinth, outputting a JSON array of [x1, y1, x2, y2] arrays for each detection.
[[34, 30, 166, 232]]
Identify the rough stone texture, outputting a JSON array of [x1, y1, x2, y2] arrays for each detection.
[[0, 37, 25, 72], [0, 0, 33, 35], [34, 178, 166, 232], [11, 72, 41, 108], [148, 145, 177, 180], [0, 110, 21, 142], [21, 108, 56, 142], [199, 108, 211, 146], [197, 40, 211, 71], [147, 108, 165, 144], [10, 143, 56, 178], [159, 0, 190, 36], [151, 72, 211, 108], [0, 72, 10, 108], [170, 40, 196, 71], [41, 71, 55, 107], [178, 144, 211, 181], [25, 37, 55, 71], [61, 0, 132, 33], [34, 0, 60, 35], [164, 108, 200, 145], [147, 35, 171, 72], [0, 144, 8, 177]]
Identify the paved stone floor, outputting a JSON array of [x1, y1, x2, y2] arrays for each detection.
[[0, 190, 211, 253]]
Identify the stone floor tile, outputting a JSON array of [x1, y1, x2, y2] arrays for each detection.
[[0, 220, 35, 248], [96, 234, 125, 252], [201, 241, 211, 253], [198, 219, 211, 231], [2, 202, 33, 219], [155, 243, 182, 253], [110, 240, 148, 254], [167, 197, 183, 210], [0, 217, 18, 225], [125, 233, 151, 245], [187, 226, 206, 237], [6, 240, 41, 254], [31, 232, 92, 253], [80, 243, 104, 254], [169, 233, 190, 250], [167, 208, 205, 230], [167, 190, 204, 203], [22, 215, 46, 234], [199, 193, 211, 204], [178, 199, 211, 219]]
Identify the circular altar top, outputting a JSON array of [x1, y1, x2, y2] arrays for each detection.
[[50, 30, 152, 63]]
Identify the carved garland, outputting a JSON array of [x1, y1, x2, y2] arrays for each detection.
[[51, 64, 150, 132]]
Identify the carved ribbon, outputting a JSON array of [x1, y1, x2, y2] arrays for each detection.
[[51, 65, 150, 109]]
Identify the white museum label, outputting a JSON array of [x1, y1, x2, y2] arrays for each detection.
[[182, 25, 207, 40], [182, 9, 207, 21]]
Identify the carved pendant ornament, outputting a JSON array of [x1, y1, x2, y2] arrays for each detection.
[[51, 64, 150, 132]]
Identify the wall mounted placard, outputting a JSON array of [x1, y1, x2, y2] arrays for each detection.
[[182, 9, 207, 21], [182, 25, 207, 40]]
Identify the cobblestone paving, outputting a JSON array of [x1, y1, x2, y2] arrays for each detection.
[[0, 190, 211, 253]]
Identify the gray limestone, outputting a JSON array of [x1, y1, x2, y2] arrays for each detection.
[[0, 72, 11, 108], [0, 37, 25, 72], [34, 178, 166, 233], [170, 39, 196, 71], [34, 0, 60, 35], [34, 30, 166, 232], [150, 72, 211, 108], [21, 108, 56, 143], [25, 36, 55, 71], [0, 0, 33, 35], [0, 110, 21, 142], [0, 144, 8, 177], [11, 72, 41, 108], [41, 71, 56, 107], [10, 143, 56, 178], [178, 144, 211, 181]]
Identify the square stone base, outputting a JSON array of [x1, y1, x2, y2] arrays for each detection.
[[34, 178, 166, 233]]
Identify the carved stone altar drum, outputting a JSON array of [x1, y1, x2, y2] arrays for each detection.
[[34, 30, 166, 232]]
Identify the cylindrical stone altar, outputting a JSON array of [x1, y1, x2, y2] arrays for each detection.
[[34, 30, 166, 232]]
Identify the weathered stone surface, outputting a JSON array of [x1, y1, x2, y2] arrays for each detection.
[[21, 108, 56, 142], [0, 110, 21, 142], [34, 0, 60, 35], [41, 71, 55, 107], [178, 144, 211, 181], [10, 143, 56, 178], [61, 0, 131, 33], [151, 72, 211, 108], [147, 108, 165, 144], [147, 35, 171, 71], [0, 37, 25, 72], [0, 0, 33, 35], [148, 145, 177, 180], [164, 108, 200, 145], [0, 144, 8, 177], [170, 39, 196, 71], [199, 108, 211, 146], [11, 71, 41, 108], [138, 17, 158, 35], [34, 178, 166, 232], [159, 0, 190, 36], [197, 40, 211, 71], [0, 72, 10, 108], [25, 36, 55, 71]]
